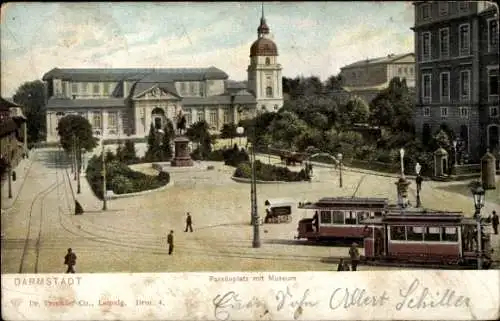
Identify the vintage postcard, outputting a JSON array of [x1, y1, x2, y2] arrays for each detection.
[[1, 1, 499, 320]]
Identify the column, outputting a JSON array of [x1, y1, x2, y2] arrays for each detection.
[[118, 110, 124, 136], [102, 110, 108, 138], [233, 105, 238, 124], [191, 108, 197, 125]]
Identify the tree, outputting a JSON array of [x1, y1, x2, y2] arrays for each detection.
[[57, 115, 98, 153], [269, 111, 308, 150], [186, 120, 212, 158], [145, 123, 161, 162], [324, 74, 343, 91], [57, 115, 98, 170], [339, 97, 369, 125], [161, 120, 174, 161], [13, 80, 47, 143], [122, 140, 137, 164]]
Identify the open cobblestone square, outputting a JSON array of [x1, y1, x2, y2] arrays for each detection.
[[2, 149, 499, 273]]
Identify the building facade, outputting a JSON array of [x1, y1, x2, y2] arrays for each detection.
[[43, 68, 257, 142], [0, 97, 27, 181], [412, 1, 499, 160], [339, 53, 416, 105], [247, 7, 284, 113]]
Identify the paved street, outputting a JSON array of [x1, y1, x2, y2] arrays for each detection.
[[1, 148, 499, 273]]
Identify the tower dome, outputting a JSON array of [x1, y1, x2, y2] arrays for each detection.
[[249, 3, 278, 57]]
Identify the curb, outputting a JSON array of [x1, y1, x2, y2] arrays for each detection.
[[1, 151, 37, 213], [231, 176, 308, 184]]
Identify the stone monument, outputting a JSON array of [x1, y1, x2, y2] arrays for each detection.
[[481, 149, 496, 189], [171, 111, 193, 167], [395, 148, 410, 208]]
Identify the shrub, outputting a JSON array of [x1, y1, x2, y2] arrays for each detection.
[[234, 160, 309, 182], [110, 174, 134, 194], [158, 171, 170, 184]]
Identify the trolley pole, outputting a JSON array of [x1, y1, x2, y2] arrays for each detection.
[[476, 210, 482, 270], [102, 142, 107, 211], [251, 142, 260, 248]]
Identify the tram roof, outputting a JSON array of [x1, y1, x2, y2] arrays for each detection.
[[303, 197, 389, 209], [361, 209, 466, 224], [264, 198, 296, 206]]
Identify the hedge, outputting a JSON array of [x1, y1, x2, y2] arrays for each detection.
[[86, 156, 170, 199]]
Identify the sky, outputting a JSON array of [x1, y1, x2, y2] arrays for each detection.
[[0, 2, 414, 97]]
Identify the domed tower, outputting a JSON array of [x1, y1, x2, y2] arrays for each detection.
[[247, 4, 283, 114]]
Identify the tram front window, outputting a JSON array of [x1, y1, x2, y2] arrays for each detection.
[[407, 226, 424, 241], [390, 226, 406, 240]]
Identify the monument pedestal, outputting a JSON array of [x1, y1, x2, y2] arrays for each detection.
[[395, 177, 411, 208], [171, 136, 193, 167]]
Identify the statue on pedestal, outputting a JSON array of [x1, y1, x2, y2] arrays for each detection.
[[176, 110, 186, 136]]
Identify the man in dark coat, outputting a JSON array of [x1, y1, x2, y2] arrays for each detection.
[[64, 248, 77, 273], [167, 230, 174, 255], [492, 211, 499, 235], [349, 242, 360, 271], [185, 212, 193, 232]]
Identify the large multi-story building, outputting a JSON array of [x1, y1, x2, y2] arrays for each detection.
[[43, 8, 283, 143], [412, 1, 499, 159], [339, 53, 416, 105]]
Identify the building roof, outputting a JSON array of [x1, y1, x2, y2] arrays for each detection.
[[341, 53, 415, 69], [182, 92, 256, 106], [46, 98, 127, 109], [0, 97, 21, 109], [250, 37, 278, 57], [42, 67, 229, 82]]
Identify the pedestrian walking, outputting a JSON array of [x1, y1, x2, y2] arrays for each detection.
[[64, 248, 77, 273], [492, 211, 499, 235], [185, 212, 193, 232], [167, 230, 174, 255], [349, 242, 360, 271], [336, 258, 350, 271]]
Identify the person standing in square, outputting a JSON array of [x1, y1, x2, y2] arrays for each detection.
[[167, 231, 174, 255], [349, 243, 360, 271], [64, 248, 77, 273], [492, 211, 499, 235], [185, 213, 193, 232]]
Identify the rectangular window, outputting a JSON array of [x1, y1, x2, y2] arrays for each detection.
[[103, 83, 109, 95], [180, 83, 186, 95], [442, 227, 458, 242], [108, 111, 117, 127], [92, 111, 101, 128], [421, 4, 431, 20], [489, 19, 498, 51], [489, 68, 499, 97], [440, 72, 450, 102], [71, 83, 78, 93], [81, 82, 88, 94], [332, 211, 344, 224], [459, 24, 470, 56], [190, 82, 196, 95], [197, 111, 204, 122], [490, 106, 499, 118], [438, 2, 448, 16], [398, 67, 402, 74], [223, 110, 230, 124], [440, 107, 448, 118], [320, 211, 331, 224], [107, 83, 114, 96], [93, 83, 100, 94], [424, 107, 431, 117], [460, 107, 469, 119], [390, 226, 406, 241], [424, 227, 441, 242], [439, 28, 449, 58], [407, 226, 424, 241], [185, 113, 192, 125], [209, 110, 217, 125], [422, 32, 431, 61], [345, 212, 356, 225], [459, 2, 469, 11], [355, 211, 369, 224], [460, 70, 471, 101], [422, 73, 432, 103], [199, 83, 205, 97]]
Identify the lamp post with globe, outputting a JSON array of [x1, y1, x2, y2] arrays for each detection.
[[415, 162, 423, 208], [471, 183, 485, 269], [337, 153, 343, 188], [395, 148, 410, 208], [236, 126, 244, 147]]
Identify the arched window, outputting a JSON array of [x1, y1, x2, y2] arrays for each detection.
[[266, 86, 273, 97], [265, 57, 270, 65]]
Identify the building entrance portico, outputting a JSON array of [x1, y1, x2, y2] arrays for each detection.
[[151, 107, 166, 130]]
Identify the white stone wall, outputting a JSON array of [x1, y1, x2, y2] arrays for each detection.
[[247, 54, 283, 112]]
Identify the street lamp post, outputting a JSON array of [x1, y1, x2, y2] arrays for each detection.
[[337, 153, 343, 188], [452, 139, 458, 174], [267, 144, 271, 164], [102, 141, 107, 211], [471, 184, 485, 270], [415, 162, 422, 208], [250, 140, 261, 248], [236, 126, 244, 147]]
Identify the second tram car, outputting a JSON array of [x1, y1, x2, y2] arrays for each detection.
[[264, 199, 295, 223], [361, 208, 493, 268], [296, 197, 390, 241]]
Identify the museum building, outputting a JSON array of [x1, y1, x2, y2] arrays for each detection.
[[42, 8, 283, 142]]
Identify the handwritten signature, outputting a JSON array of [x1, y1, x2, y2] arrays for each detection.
[[212, 291, 265, 321]]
